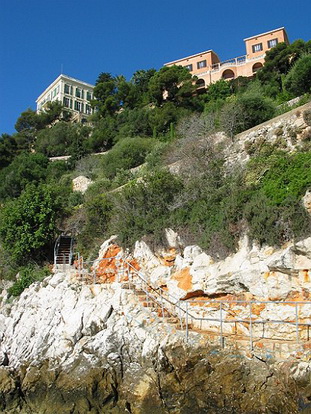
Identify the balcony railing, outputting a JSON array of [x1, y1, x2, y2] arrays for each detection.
[[194, 54, 266, 77]]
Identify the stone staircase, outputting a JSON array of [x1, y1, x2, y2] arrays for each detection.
[[122, 282, 190, 330], [54, 236, 74, 268], [120, 281, 311, 360]]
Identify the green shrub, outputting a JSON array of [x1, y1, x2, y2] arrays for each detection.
[[284, 54, 311, 96], [303, 109, 311, 126], [8, 265, 50, 297], [259, 152, 311, 205], [76, 194, 113, 256], [100, 137, 156, 179], [0, 184, 60, 263], [237, 93, 275, 132], [110, 170, 183, 247], [0, 152, 49, 200]]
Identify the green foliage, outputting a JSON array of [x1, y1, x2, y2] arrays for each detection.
[[0, 134, 18, 169], [206, 79, 232, 101], [258, 152, 311, 205], [116, 108, 152, 138], [100, 137, 156, 179], [148, 103, 190, 137], [35, 122, 90, 157], [303, 109, 311, 126], [76, 194, 113, 255], [46, 160, 71, 183], [284, 54, 311, 96], [110, 170, 183, 247], [0, 184, 60, 262], [243, 151, 311, 245], [8, 265, 50, 297], [257, 40, 311, 98], [148, 65, 197, 107], [87, 116, 117, 152], [1, 41, 311, 269], [15, 108, 41, 133], [236, 92, 275, 131], [0, 152, 49, 200]]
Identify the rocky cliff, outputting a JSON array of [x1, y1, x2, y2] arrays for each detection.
[[0, 235, 311, 413]]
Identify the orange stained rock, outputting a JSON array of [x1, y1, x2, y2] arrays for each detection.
[[160, 248, 177, 267], [285, 291, 311, 303], [171, 267, 193, 291], [252, 303, 266, 316], [301, 269, 310, 283], [95, 244, 121, 283], [94, 244, 141, 283], [105, 244, 122, 259]]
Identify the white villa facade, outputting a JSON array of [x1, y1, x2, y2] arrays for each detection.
[[36, 74, 95, 122]]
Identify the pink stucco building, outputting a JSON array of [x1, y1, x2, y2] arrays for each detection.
[[164, 28, 289, 88]]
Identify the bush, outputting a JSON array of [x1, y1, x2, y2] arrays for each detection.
[[8, 265, 50, 297], [76, 194, 113, 256], [110, 170, 183, 247], [284, 54, 311, 96], [100, 137, 156, 179], [303, 109, 311, 126], [0, 184, 60, 263], [237, 93, 275, 132], [0, 152, 49, 200]]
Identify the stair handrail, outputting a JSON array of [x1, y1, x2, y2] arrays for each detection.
[[53, 235, 61, 266], [122, 259, 311, 347], [69, 237, 74, 265], [79, 255, 311, 348], [123, 259, 191, 320]]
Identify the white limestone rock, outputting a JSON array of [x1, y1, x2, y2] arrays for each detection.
[[133, 240, 161, 271], [303, 190, 311, 215], [164, 228, 182, 249], [150, 266, 171, 286], [72, 175, 93, 194]]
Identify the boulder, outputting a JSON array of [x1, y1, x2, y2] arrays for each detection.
[[72, 175, 93, 194]]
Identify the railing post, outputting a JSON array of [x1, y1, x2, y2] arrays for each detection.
[[161, 293, 165, 318], [186, 302, 189, 342], [220, 302, 224, 348], [178, 300, 183, 329], [77, 252, 80, 280], [249, 302, 253, 351], [81, 256, 84, 283], [295, 302, 299, 349]]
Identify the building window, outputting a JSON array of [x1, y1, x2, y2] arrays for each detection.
[[85, 104, 92, 115], [252, 43, 263, 53], [184, 64, 193, 71], [86, 91, 92, 101], [268, 38, 278, 49], [64, 84, 73, 95], [197, 60, 207, 69], [75, 88, 84, 98], [63, 97, 72, 108], [74, 101, 83, 112]]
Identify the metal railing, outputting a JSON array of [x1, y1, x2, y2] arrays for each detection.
[[69, 237, 74, 266], [53, 235, 61, 267], [75, 255, 311, 353], [54, 235, 74, 270]]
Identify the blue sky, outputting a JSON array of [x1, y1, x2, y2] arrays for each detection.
[[1, 0, 310, 135]]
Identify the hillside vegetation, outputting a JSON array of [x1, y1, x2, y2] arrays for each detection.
[[0, 39, 311, 283]]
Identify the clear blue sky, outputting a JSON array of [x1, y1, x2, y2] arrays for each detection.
[[1, 0, 310, 135]]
